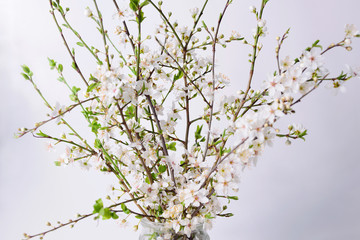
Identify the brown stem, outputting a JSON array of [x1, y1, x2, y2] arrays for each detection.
[[203, 0, 231, 161], [93, 0, 111, 70], [18, 97, 97, 138], [24, 197, 144, 239], [145, 95, 176, 186], [112, 0, 120, 12], [49, 0, 88, 87], [155, 37, 211, 107], [233, 0, 268, 121]]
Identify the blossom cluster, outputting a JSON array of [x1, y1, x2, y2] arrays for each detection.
[[18, 0, 360, 239]]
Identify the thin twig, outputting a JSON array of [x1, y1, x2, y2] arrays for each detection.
[[93, 0, 111, 70], [49, 0, 89, 87], [203, 0, 232, 161], [233, 0, 269, 121]]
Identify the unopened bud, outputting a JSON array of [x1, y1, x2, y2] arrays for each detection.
[[344, 38, 352, 46], [84, 7, 93, 18]]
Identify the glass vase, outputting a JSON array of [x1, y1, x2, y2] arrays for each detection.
[[139, 219, 210, 240]]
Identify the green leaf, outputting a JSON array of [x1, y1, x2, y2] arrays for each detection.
[[140, 0, 149, 8], [310, 39, 323, 50], [138, 10, 146, 23], [121, 203, 130, 214], [217, 213, 234, 217], [298, 130, 307, 141], [219, 146, 224, 156], [48, 58, 56, 69], [173, 70, 184, 81], [195, 125, 203, 140], [87, 82, 100, 93], [21, 65, 31, 74], [72, 86, 81, 94], [36, 131, 48, 138], [71, 62, 77, 70], [205, 213, 214, 219], [99, 208, 112, 220], [129, 1, 137, 11], [158, 164, 167, 173], [135, 215, 143, 219], [89, 74, 98, 82], [54, 161, 62, 166], [111, 212, 119, 219], [166, 142, 176, 151], [94, 138, 102, 149], [227, 196, 239, 200], [214, 139, 222, 146], [125, 105, 136, 119], [76, 42, 85, 47], [21, 73, 30, 80], [69, 93, 78, 102], [202, 20, 208, 29], [57, 76, 65, 83], [93, 198, 103, 213], [58, 64, 63, 73]]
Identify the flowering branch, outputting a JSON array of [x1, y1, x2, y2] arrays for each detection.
[[18, 0, 360, 239]]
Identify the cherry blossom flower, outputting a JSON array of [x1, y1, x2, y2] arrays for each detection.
[[301, 48, 324, 71], [345, 24, 359, 38]]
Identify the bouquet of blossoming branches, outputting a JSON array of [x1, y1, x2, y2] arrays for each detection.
[[18, 0, 360, 239]]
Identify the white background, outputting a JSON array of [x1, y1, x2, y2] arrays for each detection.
[[1, 0, 359, 239]]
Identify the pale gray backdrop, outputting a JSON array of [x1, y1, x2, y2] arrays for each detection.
[[1, 0, 359, 239]]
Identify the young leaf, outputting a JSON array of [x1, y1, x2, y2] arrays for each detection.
[[111, 212, 119, 219], [93, 198, 103, 213], [195, 125, 203, 140], [21, 73, 30, 80], [129, 1, 137, 11], [121, 203, 130, 214], [36, 131, 48, 138], [158, 165, 167, 173], [173, 70, 184, 81], [166, 142, 177, 151], [140, 0, 149, 8], [76, 42, 84, 47], [58, 64, 63, 73], [48, 58, 57, 69], [21, 65, 31, 74], [87, 82, 100, 93], [54, 161, 62, 166], [94, 138, 102, 149], [100, 208, 112, 220]]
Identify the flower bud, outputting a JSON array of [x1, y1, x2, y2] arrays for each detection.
[[249, 6, 256, 12], [84, 7, 92, 18], [344, 38, 352, 46]]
